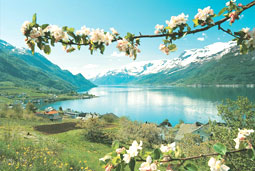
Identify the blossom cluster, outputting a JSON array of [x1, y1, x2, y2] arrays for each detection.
[[21, 21, 31, 35], [116, 38, 141, 58], [241, 28, 255, 48], [123, 140, 143, 163], [233, 128, 254, 149], [165, 13, 189, 29], [194, 6, 214, 22], [45, 25, 69, 42], [159, 44, 170, 55], [160, 142, 176, 153], [208, 157, 230, 171], [139, 156, 158, 171], [154, 24, 164, 34]]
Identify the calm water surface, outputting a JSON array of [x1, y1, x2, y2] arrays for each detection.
[[42, 86, 255, 126]]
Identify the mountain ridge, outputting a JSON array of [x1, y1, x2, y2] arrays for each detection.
[[0, 39, 96, 92], [91, 41, 255, 86]]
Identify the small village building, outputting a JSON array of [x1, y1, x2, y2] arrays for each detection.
[[36, 109, 62, 121], [174, 123, 211, 142], [64, 108, 80, 118]]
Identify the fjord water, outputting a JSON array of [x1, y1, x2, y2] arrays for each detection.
[[43, 86, 255, 126]]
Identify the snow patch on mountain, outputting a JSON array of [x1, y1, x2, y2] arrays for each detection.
[[91, 41, 237, 81]]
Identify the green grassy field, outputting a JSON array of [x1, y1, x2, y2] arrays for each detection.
[[0, 118, 113, 171]]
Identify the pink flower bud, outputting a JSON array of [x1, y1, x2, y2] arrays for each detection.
[[105, 165, 112, 171], [230, 17, 235, 23], [238, 3, 243, 7]]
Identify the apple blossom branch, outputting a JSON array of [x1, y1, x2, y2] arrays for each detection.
[[22, 0, 255, 59], [136, 148, 248, 163], [59, 0, 255, 45]]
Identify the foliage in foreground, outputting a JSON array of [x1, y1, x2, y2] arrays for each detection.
[[99, 97, 255, 170]]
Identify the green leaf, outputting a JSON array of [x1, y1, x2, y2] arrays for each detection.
[[213, 143, 227, 155], [168, 44, 177, 52], [112, 141, 119, 150], [67, 27, 75, 32], [100, 45, 105, 54], [67, 31, 76, 39], [248, 149, 255, 160], [62, 26, 68, 31], [32, 13, 37, 24], [44, 45, 51, 55], [115, 164, 121, 171], [153, 148, 161, 160], [218, 7, 227, 16], [129, 158, 135, 171], [112, 156, 121, 165], [51, 37, 55, 46], [184, 163, 198, 171], [30, 42, 35, 55], [125, 32, 134, 41], [192, 19, 199, 27], [41, 24, 49, 30]]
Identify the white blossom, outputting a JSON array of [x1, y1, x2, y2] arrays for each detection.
[[195, 6, 214, 21], [165, 13, 188, 29], [234, 128, 254, 149], [21, 21, 31, 35], [154, 24, 164, 34], [241, 27, 250, 34], [117, 38, 129, 52], [126, 140, 143, 157], [123, 140, 143, 163], [208, 157, 230, 171], [159, 44, 170, 55], [139, 156, 158, 171], [123, 153, 131, 163], [44, 25, 65, 42], [89, 28, 106, 44], [110, 27, 118, 35], [76, 26, 90, 36], [29, 27, 44, 39], [226, 0, 236, 6], [160, 142, 176, 153], [104, 32, 114, 45]]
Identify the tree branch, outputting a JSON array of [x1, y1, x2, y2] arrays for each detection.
[[130, 0, 255, 40], [57, 0, 255, 47], [136, 149, 248, 163]]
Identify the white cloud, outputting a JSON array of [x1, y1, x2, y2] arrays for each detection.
[[111, 51, 125, 57], [197, 37, 205, 41], [82, 64, 98, 69], [202, 33, 206, 36], [217, 37, 221, 40]]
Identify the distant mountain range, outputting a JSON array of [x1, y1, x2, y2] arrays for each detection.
[[0, 40, 95, 92], [91, 41, 255, 86]]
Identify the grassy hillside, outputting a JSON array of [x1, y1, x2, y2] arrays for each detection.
[[0, 40, 95, 92]]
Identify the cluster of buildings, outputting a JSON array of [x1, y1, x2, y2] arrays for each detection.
[[35, 107, 100, 121], [159, 121, 213, 142]]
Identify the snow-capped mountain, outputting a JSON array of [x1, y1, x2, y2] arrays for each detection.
[[91, 41, 247, 85]]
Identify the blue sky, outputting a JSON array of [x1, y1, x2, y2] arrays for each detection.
[[0, 0, 254, 78]]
